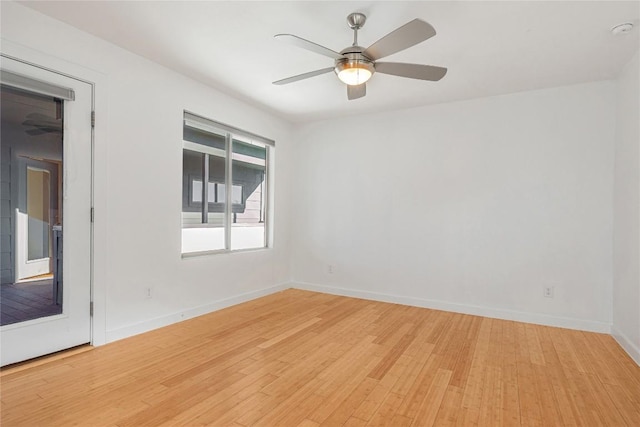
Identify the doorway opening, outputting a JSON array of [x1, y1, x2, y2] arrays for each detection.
[[1, 58, 92, 367]]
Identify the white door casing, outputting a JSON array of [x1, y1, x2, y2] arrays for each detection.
[[1, 56, 93, 366]]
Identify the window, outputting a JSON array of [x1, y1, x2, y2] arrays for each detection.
[[182, 112, 273, 255]]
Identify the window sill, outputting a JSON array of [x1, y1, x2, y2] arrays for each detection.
[[181, 246, 271, 259]]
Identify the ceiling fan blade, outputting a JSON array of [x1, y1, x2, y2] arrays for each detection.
[[375, 62, 447, 81], [363, 19, 436, 61], [275, 34, 344, 59], [347, 83, 366, 100], [22, 119, 61, 128], [273, 67, 335, 85]]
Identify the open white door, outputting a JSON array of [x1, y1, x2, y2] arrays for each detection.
[[15, 161, 59, 281], [0, 56, 92, 366]]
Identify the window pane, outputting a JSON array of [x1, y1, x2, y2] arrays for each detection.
[[1, 85, 63, 324], [217, 183, 243, 204], [181, 126, 226, 253], [191, 180, 202, 203], [182, 149, 204, 226], [230, 139, 267, 250], [206, 154, 226, 230], [184, 125, 225, 151]]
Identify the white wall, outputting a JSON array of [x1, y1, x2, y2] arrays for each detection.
[[292, 81, 617, 332], [1, 2, 294, 343], [613, 50, 640, 364]]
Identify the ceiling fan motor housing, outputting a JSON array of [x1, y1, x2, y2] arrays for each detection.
[[334, 46, 375, 83]]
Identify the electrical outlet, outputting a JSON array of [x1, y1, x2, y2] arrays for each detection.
[[543, 286, 554, 298], [145, 287, 153, 299], [327, 264, 334, 274]]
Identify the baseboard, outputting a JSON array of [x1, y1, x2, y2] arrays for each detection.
[[292, 282, 612, 334], [612, 327, 640, 367], [105, 283, 289, 343]]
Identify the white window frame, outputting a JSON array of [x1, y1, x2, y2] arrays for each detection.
[[181, 111, 273, 257]]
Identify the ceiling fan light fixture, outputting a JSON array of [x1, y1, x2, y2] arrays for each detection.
[[335, 60, 374, 86], [273, 13, 446, 99]]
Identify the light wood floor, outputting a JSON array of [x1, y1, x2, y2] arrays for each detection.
[[2, 289, 639, 426]]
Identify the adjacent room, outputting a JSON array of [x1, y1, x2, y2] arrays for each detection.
[[1, 1, 639, 425]]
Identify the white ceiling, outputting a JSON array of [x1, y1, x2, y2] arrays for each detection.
[[21, 1, 640, 123]]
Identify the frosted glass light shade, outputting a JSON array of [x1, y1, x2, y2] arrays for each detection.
[[337, 67, 372, 85], [335, 60, 374, 86]]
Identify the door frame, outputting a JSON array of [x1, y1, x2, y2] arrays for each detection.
[[1, 56, 92, 365], [1, 39, 107, 349]]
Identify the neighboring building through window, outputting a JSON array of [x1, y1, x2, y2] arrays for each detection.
[[182, 112, 272, 255]]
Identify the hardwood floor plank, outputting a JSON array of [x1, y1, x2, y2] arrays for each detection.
[[514, 323, 543, 423], [396, 354, 444, 419], [163, 372, 279, 426], [1, 289, 639, 426], [478, 365, 504, 425], [460, 317, 492, 411], [531, 364, 564, 426], [602, 383, 640, 425], [411, 368, 452, 426], [297, 419, 320, 427], [431, 385, 464, 426], [391, 340, 435, 396], [320, 377, 378, 426], [524, 323, 545, 366], [368, 331, 415, 380], [257, 317, 322, 349], [308, 347, 382, 423], [350, 358, 402, 421], [594, 333, 640, 387], [366, 391, 405, 426], [343, 416, 368, 427], [500, 321, 521, 426]]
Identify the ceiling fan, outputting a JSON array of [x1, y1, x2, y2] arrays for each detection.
[[273, 13, 447, 100]]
